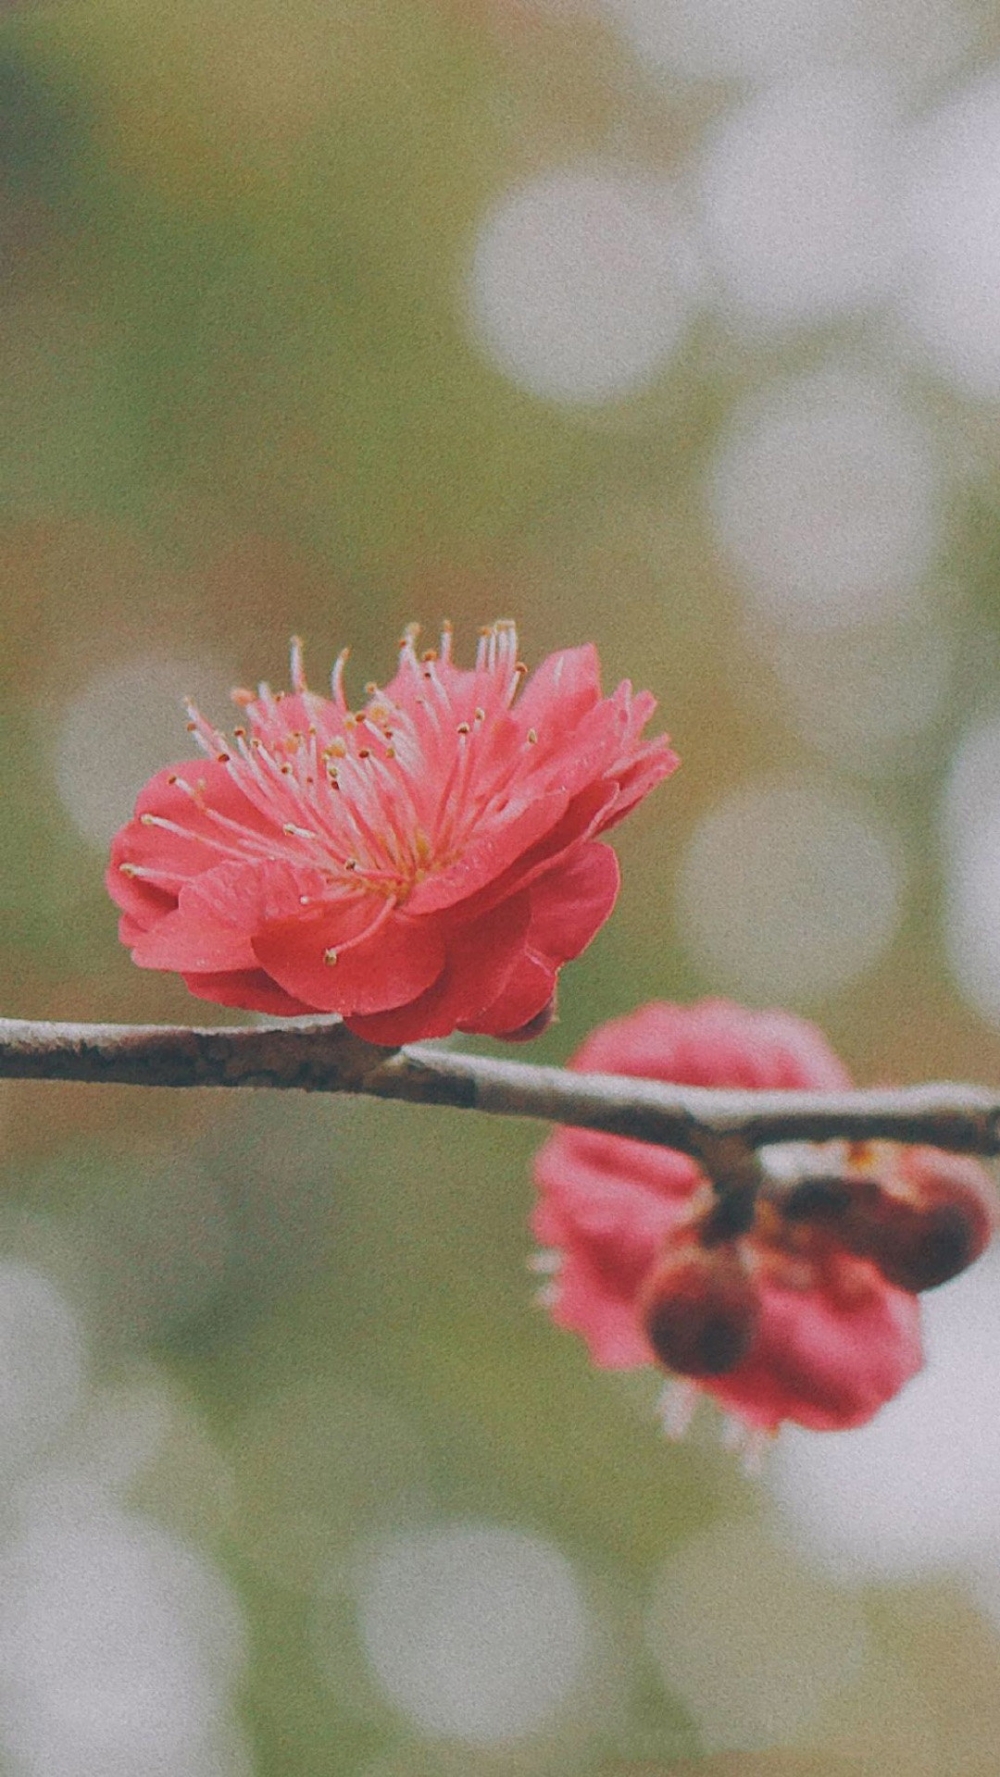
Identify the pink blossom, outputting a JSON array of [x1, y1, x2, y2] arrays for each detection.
[[108, 622, 676, 1042], [532, 1000, 996, 1440]]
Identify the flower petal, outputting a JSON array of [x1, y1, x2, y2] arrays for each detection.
[[253, 903, 448, 1016], [406, 790, 570, 915], [567, 999, 852, 1093], [182, 968, 317, 1017], [514, 643, 603, 736], [129, 858, 328, 973], [469, 955, 555, 1038], [705, 1261, 924, 1433], [345, 889, 533, 1043], [524, 843, 620, 966]]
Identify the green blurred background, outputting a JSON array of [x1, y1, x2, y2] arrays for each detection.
[[5, 2, 1000, 1773]]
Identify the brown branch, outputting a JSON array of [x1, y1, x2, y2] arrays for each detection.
[[0, 1014, 999, 1158]]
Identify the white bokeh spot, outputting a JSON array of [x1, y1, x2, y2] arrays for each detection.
[[466, 168, 700, 404], [676, 778, 904, 1004], [900, 70, 1000, 400], [707, 368, 944, 630], [697, 71, 902, 333], [53, 654, 233, 850], [357, 1522, 593, 1744]]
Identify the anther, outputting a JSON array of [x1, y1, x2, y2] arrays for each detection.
[[456, 722, 470, 736], [216, 752, 231, 763], [185, 721, 197, 733], [324, 948, 338, 966], [365, 681, 378, 696], [526, 728, 538, 744], [119, 863, 137, 877], [280, 764, 292, 775], [140, 814, 155, 826], [358, 747, 371, 760], [167, 774, 178, 785], [474, 707, 485, 722], [422, 649, 438, 663], [344, 857, 359, 870], [515, 662, 528, 676], [233, 727, 246, 739]]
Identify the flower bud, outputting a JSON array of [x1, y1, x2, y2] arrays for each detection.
[[780, 1165, 996, 1294], [838, 1173, 995, 1294], [640, 1246, 760, 1378]]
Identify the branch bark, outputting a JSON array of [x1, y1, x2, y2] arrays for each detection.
[[1, 1015, 998, 1158]]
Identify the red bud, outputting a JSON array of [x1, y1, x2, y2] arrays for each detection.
[[641, 1247, 760, 1378], [781, 1169, 996, 1294], [842, 1177, 994, 1293]]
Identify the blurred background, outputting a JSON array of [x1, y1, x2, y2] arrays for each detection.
[[5, 0, 1000, 1771]]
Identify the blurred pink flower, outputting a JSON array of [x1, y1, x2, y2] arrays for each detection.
[[532, 1000, 996, 1443], [108, 622, 676, 1042]]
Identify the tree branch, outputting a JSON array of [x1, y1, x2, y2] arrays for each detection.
[[1, 1014, 998, 1158]]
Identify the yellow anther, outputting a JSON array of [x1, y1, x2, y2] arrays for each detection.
[[324, 948, 338, 966]]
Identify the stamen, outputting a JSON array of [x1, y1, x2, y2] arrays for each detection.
[[322, 894, 399, 966], [527, 1250, 561, 1275], [330, 648, 350, 708], [719, 1415, 772, 1475], [290, 636, 307, 693], [657, 1380, 699, 1441]]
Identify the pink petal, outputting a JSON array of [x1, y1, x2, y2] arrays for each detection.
[[108, 761, 282, 928], [704, 1262, 924, 1433], [567, 999, 852, 1093], [547, 1244, 653, 1369], [514, 643, 603, 734], [182, 967, 317, 1017], [455, 782, 622, 921], [523, 843, 620, 966], [253, 903, 448, 1016], [129, 858, 328, 972], [344, 889, 533, 1043], [469, 955, 555, 1038], [407, 790, 570, 916], [133, 912, 257, 973]]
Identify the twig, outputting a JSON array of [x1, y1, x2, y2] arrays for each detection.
[[0, 1014, 998, 1158]]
